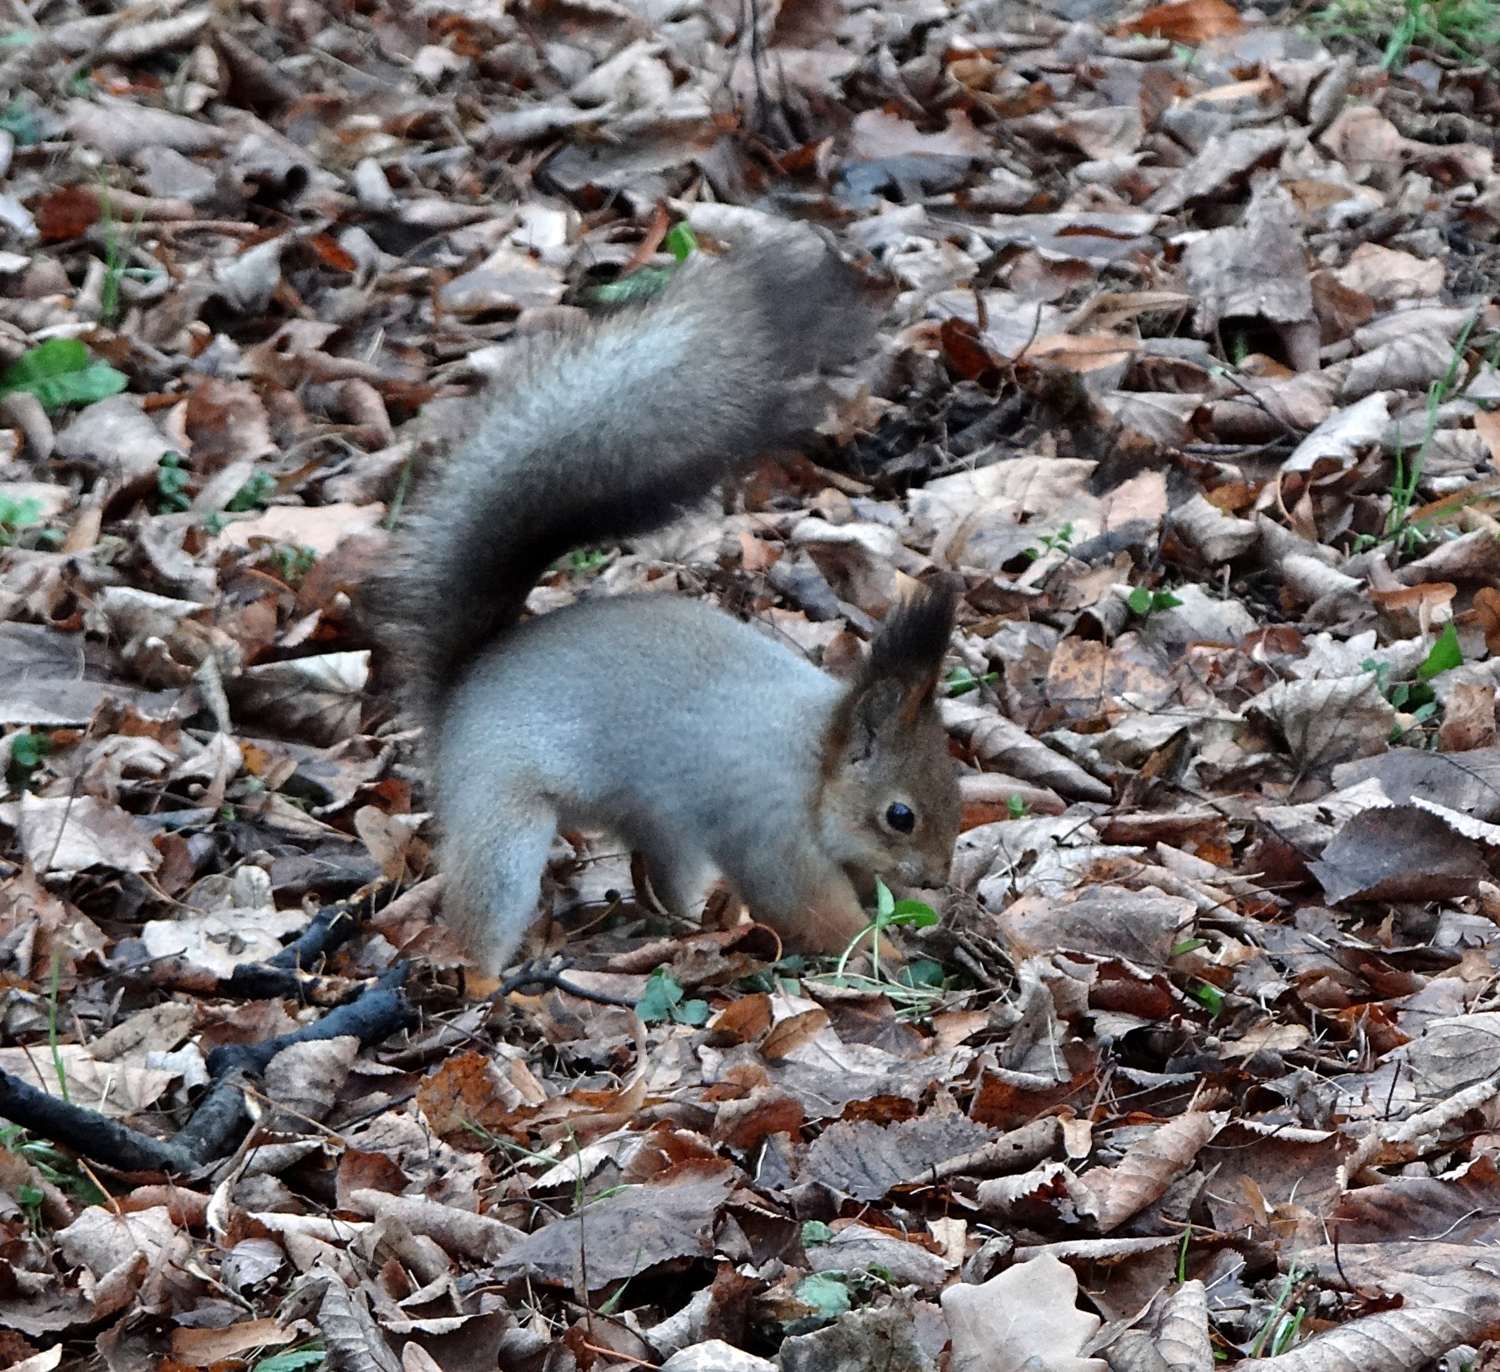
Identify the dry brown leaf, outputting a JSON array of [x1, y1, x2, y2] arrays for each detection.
[[1184, 179, 1313, 343], [1156, 1279, 1212, 1372], [347, 1190, 522, 1262], [1436, 683, 1497, 752], [1116, 0, 1243, 42], [1308, 805, 1490, 905], [1080, 1111, 1220, 1232], [207, 503, 385, 559], [1474, 408, 1500, 464], [802, 1115, 995, 1200], [1056, 108, 1144, 160], [488, 1165, 738, 1290], [1335, 244, 1446, 305], [263, 1036, 359, 1125], [230, 651, 370, 745], [994, 888, 1193, 969], [416, 1048, 535, 1136], [1245, 674, 1396, 772], [1257, 1298, 1500, 1371], [170, 1320, 296, 1367], [55, 1206, 185, 1279]]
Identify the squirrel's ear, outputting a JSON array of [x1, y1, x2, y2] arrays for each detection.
[[860, 576, 959, 726], [873, 576, 959, 709], [826, 578, 958, 765]]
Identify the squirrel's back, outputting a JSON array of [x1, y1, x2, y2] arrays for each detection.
[[439, 595, 844, 913]]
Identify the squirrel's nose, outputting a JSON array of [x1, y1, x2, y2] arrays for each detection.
[[911, 851, 952, 887], [899, 855, 942, 887]]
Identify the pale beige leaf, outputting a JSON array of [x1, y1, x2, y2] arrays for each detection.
[[1157, 1279, 1213, 1372], [1245, 674, 1396, 771], [14, 793, 159, 876], [171, 1320, 294, 1368], [942, 1254, 1107, 1372], [140, 907, 308, 978]]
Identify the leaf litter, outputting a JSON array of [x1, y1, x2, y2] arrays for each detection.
[[0, 0, 1499, 1366]]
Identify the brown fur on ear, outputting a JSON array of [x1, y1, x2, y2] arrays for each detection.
[[899, 672, 938, 727], [865, 576, 960, 695]]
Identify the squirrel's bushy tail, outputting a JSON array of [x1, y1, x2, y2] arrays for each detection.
[[383, 230, 879, 730]]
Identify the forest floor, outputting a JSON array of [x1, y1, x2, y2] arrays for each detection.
[[1, 0, 1500, 1367]]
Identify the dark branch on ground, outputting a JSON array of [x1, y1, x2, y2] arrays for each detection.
[[205, 963, 418, 1077], [217, 900, 363, 1000], [497, 956, 641, 1007], [0, 1070, 200, 1174], [0, 963, 418, 1175]]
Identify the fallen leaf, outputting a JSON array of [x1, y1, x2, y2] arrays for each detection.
[[943, 1254, 1107, 1372]]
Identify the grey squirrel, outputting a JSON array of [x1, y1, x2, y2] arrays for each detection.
[[386, 231, 961, 975]]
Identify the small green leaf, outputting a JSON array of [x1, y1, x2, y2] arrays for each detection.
[[567, 548, 610, 572], [0, 494, 43, 529], [635, 968, 706, 1024], [875, 879, 895, 921], [1190, 981, 1224, 1015], [801, 1220, 834, 1247], [593, 265, 674, 304], [944, 665, 998, 697], [1361, 657, 1391, 693], [1006, 794, 1028, 819], [1128, 586, 1182, 615], [664, 221, 697, 261], [225, 470, 275, 513], [0, 96, 41, 142], [156, 451, 191, 513], [635, 968, 684, 1023], [252, 1346, 327, 1372], [272, 543, 317, 583], [887, 898, 938, 929], [793, 1272, 852, 1321], [0, 493, 45, 547], [6, 730, 52, 793], [1418, 622, 1462, 680], [10, 733, 51, 770], [1169, 938, 1207, 957], [897, 958, 945, 989], [0, 338, 128, 412]]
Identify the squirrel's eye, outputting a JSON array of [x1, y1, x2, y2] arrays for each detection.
[[886, 803, 915, 834]]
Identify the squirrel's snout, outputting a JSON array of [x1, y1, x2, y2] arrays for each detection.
[[898, 854, 948, 888]]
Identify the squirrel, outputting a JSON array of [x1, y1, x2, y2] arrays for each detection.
[[385, 230, 961, 976]]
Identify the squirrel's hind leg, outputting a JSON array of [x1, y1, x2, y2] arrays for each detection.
[[440, 802, 558, 977], [633, 832, 715, 925]]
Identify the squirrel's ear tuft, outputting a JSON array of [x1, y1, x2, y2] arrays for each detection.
[[865, 576, 959, 719]]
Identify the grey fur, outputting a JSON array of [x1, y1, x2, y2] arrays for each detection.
[[385, 233, 961, 975], [385, 232, 876, 730]]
